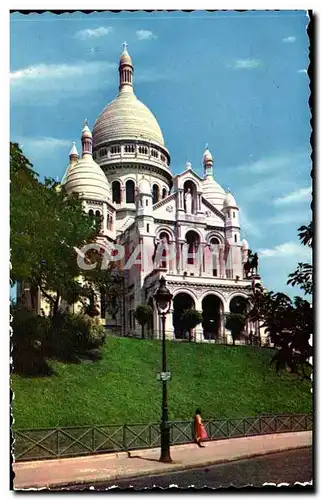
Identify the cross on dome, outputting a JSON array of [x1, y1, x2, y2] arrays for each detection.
[[122, 41, 128, 51]]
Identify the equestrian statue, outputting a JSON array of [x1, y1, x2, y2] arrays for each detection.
[[243, 249, 259, 278]]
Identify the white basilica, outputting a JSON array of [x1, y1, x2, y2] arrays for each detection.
[[56, 45, 264, 343]]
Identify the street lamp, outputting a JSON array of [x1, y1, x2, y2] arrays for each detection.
[[154, 276, 173, 463], [110, 268, 126, 336]]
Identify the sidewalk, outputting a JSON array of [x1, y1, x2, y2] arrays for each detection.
[[13, 431, 312, 490]]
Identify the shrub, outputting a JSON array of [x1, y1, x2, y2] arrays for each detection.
[[225, 313, 246, 345], [88, 322, 106, 349], [181, 309, 203, 342], [48, 312, 106, 361], [134, 304, 153, 339]]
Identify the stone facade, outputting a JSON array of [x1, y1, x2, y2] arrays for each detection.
[[33, 44, 267, 345]]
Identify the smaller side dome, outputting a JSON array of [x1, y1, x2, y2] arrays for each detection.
[[203, 147, 213, 165], [223, 190, 237, 208], [242, 239, 249, 250], [138, 178, 151, 195]]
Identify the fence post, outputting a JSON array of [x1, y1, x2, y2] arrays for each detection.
[[57, 429, 59, 458], [123, 425, 127, 451]]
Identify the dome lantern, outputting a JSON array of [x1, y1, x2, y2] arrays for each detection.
[[203, 144, 213, 178], [81, 119, 93, 156], [119, 42, 134, 94]]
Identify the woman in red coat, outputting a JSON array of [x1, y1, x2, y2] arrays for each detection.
[[194, 408, 208, 447]]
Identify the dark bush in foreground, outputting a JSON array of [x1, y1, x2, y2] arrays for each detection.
[[11, 307, 107, 375], [11, 306, 51, 375], [48, 312, 107, 361]]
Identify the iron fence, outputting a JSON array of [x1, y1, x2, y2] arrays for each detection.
[[13, 413, 312, 462]]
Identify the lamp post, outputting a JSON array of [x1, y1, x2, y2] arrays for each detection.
[[154, 276, 173, 463], [110, 268, 126, 336]]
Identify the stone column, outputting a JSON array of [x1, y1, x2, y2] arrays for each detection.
[[223, 300, 232, 343], [168, 241, 176, 274], [177, 190, 184, 211], [120, 186, 125, 203], [177, 242, 184, 274], [165, 309, 174, 339], [195, 311, 204, 342], [197, 193, 203, 214], [103, 203, 108, 233]]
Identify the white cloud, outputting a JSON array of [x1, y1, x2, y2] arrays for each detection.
[[267, 211, 309, 225], [74, 27, 113, 40], [274, 187, 311, 205], [230, 59, 262, 70], [10, 61, 117, 104], [282, 36, 296, 43], [235, 153, 299, 174], [10, 61, 115, 84], [259, 241, 311, 259], [136, 30, 157, 41], [16, 137, 72, 150]]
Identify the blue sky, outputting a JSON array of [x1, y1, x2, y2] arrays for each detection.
[[10, 10, 312, 297]]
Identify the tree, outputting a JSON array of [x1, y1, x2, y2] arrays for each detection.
[[246, 284, 293, 347], [10, 142, 44, 283], [180, 309, 202, 342], [11, 143, 104, 316], [287, 223, 312, 295], [134, 304, 153, 339], [225, 313, 246, 346]]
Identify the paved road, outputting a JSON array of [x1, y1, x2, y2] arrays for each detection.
[[66, 447, 313, 490]]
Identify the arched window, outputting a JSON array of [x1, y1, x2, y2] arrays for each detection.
[[162, 188, 167, 199], [210, 237, 220, 276], [152, 184, 160, 204], [186, 230, 200, 265], [88, 209, 94, 216], [112, 180, 121, 204], [159, 231, 170, 269], [126, 179, 135, 203], [95, 210, 101, 217]]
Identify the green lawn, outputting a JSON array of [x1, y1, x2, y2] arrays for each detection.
[[11, 337, 312, 429]]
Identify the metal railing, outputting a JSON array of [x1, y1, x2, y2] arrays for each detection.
[[13, 413, 312, 462]]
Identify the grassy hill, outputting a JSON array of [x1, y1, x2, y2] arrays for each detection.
[[11, 337, 312, 429]]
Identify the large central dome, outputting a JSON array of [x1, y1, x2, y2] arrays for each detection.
[[93, 92, 165, 147], [92, 45, 165, 148]]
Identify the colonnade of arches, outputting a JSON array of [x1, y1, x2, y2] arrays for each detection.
[[88, 208, 113, 231], [170, 292, 248, 340], [111, 179, 169, 205], [153, 226, 223, 277]]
